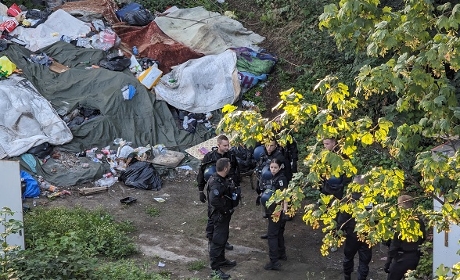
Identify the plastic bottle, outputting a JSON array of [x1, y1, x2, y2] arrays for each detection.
[[132, 46, 138, 55]]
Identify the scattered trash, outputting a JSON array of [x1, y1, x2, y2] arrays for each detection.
[[177, 165, 193, 170], [138, 64, 162, 89], [121, 84, 136, 100], [158, 261, 165, 267], [38, 176, 58, 193], [199, 147, 209, 155], [152, 144, 166, 157], [47, 190, 71, 198], [79, 186, 108, 196], [94, 176, 118, 187], [129, 55, 142, 74], [154, 197, 165, 203], [120, 196, 137, 205]]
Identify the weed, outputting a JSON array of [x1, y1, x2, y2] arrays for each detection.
[[158, 270, 172, 277], [23, 207, 137, 259], [146, 206, 161, 217], [95, 260, 169, 280], [187, 260, 207, 271]]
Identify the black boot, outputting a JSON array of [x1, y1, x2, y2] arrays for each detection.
[[225, 242, 233, 250], [211, 269, 231, 279], [264, 261, 281, 270]]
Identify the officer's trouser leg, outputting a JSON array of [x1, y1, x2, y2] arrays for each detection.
[[206, 204, 213, 240], [267, 217, 281, 262], [343, 233, 359, 276], [387, 253, 420, 280], [357, 241, 372, 280], [209, 215, 230, 270]]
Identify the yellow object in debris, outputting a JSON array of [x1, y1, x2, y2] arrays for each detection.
[[0, 56, 16, 76], [138, 65, 163, 89]]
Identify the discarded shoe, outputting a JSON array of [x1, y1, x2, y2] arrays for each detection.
[[211, 269, 231, 279], [225, 242, 234, 250], [218, 259, 237, 267], [264, 261, 281, 270], [260, 234, 268, 239]]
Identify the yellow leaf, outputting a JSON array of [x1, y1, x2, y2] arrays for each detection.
[[361, 132, 374, 145], [222, 104, 237, 114]]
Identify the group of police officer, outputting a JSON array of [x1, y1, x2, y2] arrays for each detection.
[[196, 135, 425, 280]]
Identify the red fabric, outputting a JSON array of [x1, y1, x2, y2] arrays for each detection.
[[113, 21, 203, 73]]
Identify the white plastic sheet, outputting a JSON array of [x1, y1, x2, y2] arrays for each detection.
[[0, 75, 73, 159], [11, 9, 91, 51], [154, 6, 265, 55], [154, 50, 240, 113]]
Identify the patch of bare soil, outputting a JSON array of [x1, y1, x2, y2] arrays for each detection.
[[34, 169, 389, 280]]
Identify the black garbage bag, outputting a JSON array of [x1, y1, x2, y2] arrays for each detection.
[[99, 56, 131, 71], [124, 9, 154, 26], [27, 142, 53, 159], [119, 161, 162, 190]]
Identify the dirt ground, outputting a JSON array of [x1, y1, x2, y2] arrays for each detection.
[[24, 1, 391, 279], [31, 168, 390, 280]]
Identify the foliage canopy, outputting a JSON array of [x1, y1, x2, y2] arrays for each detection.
[[218, 0, 460, 277]]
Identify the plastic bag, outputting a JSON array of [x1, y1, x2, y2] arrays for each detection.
[[124, 9, 154, 26], [20, 170, 40, 199], [0, 56, 16, 76], [119, 161, 162, 190], [94, 176, 118, 187]]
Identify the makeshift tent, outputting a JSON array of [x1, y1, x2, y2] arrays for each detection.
[[154, 50, 240, 113], [154, 6, 265, 55], [0, 75, 73, 159], [1, 41, 212, 154]]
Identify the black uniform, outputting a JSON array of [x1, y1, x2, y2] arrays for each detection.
[[385, 218, 426, 280], [197, 148, 240, 191], [285, 139, 299, 173], [338, 212, 372, 280], [265, 172, 288, 264], [256, 146, 292, 194], [321, 173, 351, 200], [197, 148, 240, 240], [208, 173, 235, 270]]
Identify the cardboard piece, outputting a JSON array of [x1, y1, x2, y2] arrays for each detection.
[[184, 135, 220, 160], [49, 61, 70, 73], [150, 150, 185, 167], [138, 66, 162, 89]]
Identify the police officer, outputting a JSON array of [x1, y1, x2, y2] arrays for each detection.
[[285, 137, 299, 173], [255, 140, 292, 239], [321, 138, 351, 200], [262, 158, 289, 270], [255, 140, 292, 201], [197, 135, 240, 250], [338, 176, 372, 280], [208, 158, 237, 279], [384, 195, 426, 280]]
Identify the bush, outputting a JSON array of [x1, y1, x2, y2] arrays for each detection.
[[24, 207, 137, 259], [3, 207, 172, 279]]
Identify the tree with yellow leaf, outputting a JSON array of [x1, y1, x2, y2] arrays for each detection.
[[218, 0, 460, 278]]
